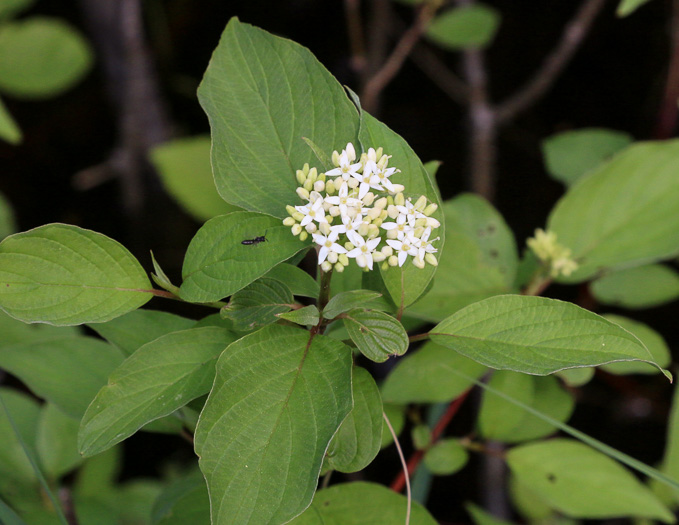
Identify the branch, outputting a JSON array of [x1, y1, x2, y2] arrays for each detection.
[[495, 0, 608, 124], [654, 0, 679, 138], [409, 43, 470, 105], [344, 0, 367, 74], [361, 3, 437, 113]]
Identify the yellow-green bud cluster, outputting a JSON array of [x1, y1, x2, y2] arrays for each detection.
[[527, 228, 579, 278]]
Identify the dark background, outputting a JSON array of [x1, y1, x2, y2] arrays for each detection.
[[0, 1, 677, 523]]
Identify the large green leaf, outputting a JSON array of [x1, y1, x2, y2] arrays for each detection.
[[507, 439, 674, 522], [288, 482, 438, 524], [323, 290, 383, 319], [431, 295, 667, 376], [358, 112, 444, 308], [36, 403, 82, 480], [591, 264, 679, 309], [0, 224, 152, 325], [0, 336, 124, 418], [426, 4, 501, 50], [343, 308, 408, 362], [88, 309, 196, 357], [542, 128, 632, 186], [659, 383, 679, 505], [150, 136, 240, 222], [381, 341, 487, 403], [325, 367, 382, 473], [79, 327, 236, 457], [408, 194, 517, 322], [151, 472, 210, 525], [0, 0, 34, 20], [0, 96, 21, 145], [0, 310, 79, 345], [221, 277, 293, 330], [0, 18, 92, 99], [0, 388, 40, 485], [197, 18, 360, 217], [547, 140, 679, 283], [179, 211, 309, 303], [194, 324, 353, 525], [617, 0, 653, 16], [264, 263, 319, 298]]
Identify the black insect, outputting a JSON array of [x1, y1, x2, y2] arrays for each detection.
[[241, 234, 267, 245]]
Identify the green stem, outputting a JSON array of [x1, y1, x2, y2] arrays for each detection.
[[408, 332, 430, 343], [317, 268, 334, 313], [522, 270, 552, 296]]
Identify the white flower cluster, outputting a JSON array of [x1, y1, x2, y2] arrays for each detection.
[[283, 143, 441, 273]]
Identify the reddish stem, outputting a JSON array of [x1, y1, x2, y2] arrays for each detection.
[[390, 389, 471, 493]]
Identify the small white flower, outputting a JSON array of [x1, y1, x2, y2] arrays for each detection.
[[296, 197, 328, 227], [326, 149, 362, 181], [414, 227, 438, 261], [346, 234, 382, 270], [324, 182, 362, 217], [312, 230, 347, 264], [386, 238, 418, 267], [331, 213, 364, 246], [397, 198, 426, 226], [381, 213, 413, 240]]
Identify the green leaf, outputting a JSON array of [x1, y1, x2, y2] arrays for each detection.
[[79, 327, 236, 457], [0, 310, 79, 345], [0, 18, 92, 99], [323, 289, 383, 319], [179, 211, 309, 303], [0, 496, 27, 525], [358, 111, 444, 308], [0, 224, 153, 325], [547, 140, 679, 283], [325, 367, 382, 473], [479, 373, 574, 443], [221, 277, 293, 330], [600, 315, 671, 375], [0, 96, 21, 144], [424, 439, 469, 476], [381, 341, 487, 403], [265, 263, 319, 298], [408, 194, 517, 322], [381, 403, 405, 448], [0, 0, 34, 20], [591, 264, 679, 309], [151, 472, 210, 525], [506, 438, 675, 522], [36, 404, 82, 480], [466, 502, 516, 525], [0, 388, 40, 485], [426, 4, 501, 50], [0, 191, 16, 240], [557, 366, 595, 387], [617, 0, 653, 16], [289, 481, 438, 525], [277, 305, 320, 326], [0, 336, 124, 418], [343, 308, 408, 362], [659, 383, 679, 505], [542, 128, 633, 186], [509, 475, 555, 522], [197, 18, 360, 217], [431, 295, 668, 377], [194, 324, 353, 525], [411, 424, 431, 450], [88, 309, 196, 357], [149, 136, 240, 222], [73, 446, 121, 498]]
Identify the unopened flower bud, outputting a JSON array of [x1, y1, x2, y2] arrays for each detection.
[[379, 210, 389, 221], [296, 187, 309, 200], [415, 218, 427, 228], [331, 151, 340, 166], [367, 207, 381, 220], [283, 217, 296, 227], [292, 211, 305, 222], [381, 261, 389, 271], [377, 154, 389, 170], [413, 257, 426, 269], [292, 224, 302, 236], [387, 205, 399, 219], [346, 143, 356, 161], [358, 223, 370, 237], [320, 222, 331, 236], [387, 196, 395, 206], [382, 245, 393, 257], [330, 205, 341, 217], [425, 253, 439, 267], [390, 184, 405, 194], [334, 262, 345, 273], [414, 195, 427, 212], [327, 251, 338, 264], [344, 242, 355, 251], [424, 203, 438, 216], [319, 173, 326, 182], [314, 180, 325, 193], [388, 255, 399, 267], [367, 148, 377, 162], [321, 261, 333, 273], [414, 226, 425, 238], [373, 251, 386, 262], [302, 163, 310, 175], [426, 217, 441, 229], [308, 167, 318, 183], [347, 178, 359, 189], [296, 170, 306, 185], [375, 197, 388, 209], [338, 253, 349, 266], [305, 222, 317, 233], [363, 192, 375, 206], [303, 179, 313, 192], [373, 218, 383, 227], [387, 229, 398, 240], [325, 179, 336, 194], [394, 193, 405, 206], [299, 231, 308, 242], [368, 224, 380, 239], [356, 254, 367, 268]]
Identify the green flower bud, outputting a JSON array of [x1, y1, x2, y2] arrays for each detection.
[[296, 187, 310, 200], [283, 217, 296, 227], [414, 195, 427, 212], [292, 211, 305, 222], [413, 257, 425, 269], [388, 255, 399, 267], [296, 170, 306, 185], [425, 253, 438, 266], [424, 203, 438, 216], [303, 179, 313, 192], [334, 262, 345, 273], [320, 222, 331, 236], [394, 193, 405, 206], [321, 261, 333, 272], [373, 251, 386, 262], [314, 180, 325, 192], [325, 179, 336, 194], [291, 224, 302, 236], [338, 253, 349, 266]]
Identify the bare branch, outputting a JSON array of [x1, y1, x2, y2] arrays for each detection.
[[409, 43, 470, 105], [344, 0, 367, 73], [361, 3, 437, 113], [654, 0, 679, 138], [495, 0, 607, 124]]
